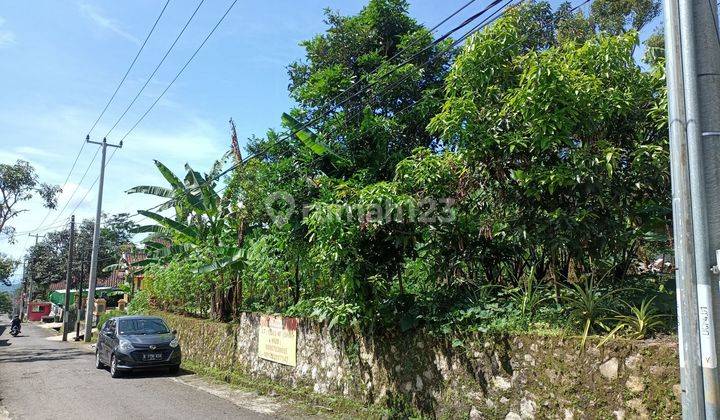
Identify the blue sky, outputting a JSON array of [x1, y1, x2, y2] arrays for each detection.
[[0, 0, 658, 282]]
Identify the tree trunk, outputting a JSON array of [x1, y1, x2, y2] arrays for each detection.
[[293, 255, 301, 304]]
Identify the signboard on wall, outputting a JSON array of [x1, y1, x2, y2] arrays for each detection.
[[258, 315, 298, 366]]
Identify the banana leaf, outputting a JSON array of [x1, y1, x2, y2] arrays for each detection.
[[137, 210, 200, 244]]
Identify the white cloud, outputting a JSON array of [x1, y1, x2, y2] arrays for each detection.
[[0, 17, 16, 48], [14, 146, 55, 158], [79, 3, 140, 45], [57, 181, 93, 209], [118, 117, 225, 165], [0, 99, 228, 259]]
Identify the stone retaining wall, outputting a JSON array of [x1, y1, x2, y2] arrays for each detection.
[[160, 311, 680, 418]]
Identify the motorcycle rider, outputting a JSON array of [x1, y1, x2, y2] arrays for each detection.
[[10, 315, 21, 334]]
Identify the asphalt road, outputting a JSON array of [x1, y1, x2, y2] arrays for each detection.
[[0, 316, 274, 420]]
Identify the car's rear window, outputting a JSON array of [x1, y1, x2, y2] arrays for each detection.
[[118, 318, 170, 335]]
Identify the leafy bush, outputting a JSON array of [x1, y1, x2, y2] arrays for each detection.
[[563, 279, 624, 347], [287, 297, 361, 330], [601, 297, 667, 345], [124, 2, 675, 343], [127, 291, 150, 315]]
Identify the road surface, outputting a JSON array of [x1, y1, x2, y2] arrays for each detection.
[[0, 316, 275, 420]]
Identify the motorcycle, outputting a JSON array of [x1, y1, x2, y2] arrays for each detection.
[[10, 325, 20, 337]]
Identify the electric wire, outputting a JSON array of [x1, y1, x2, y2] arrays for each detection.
[[131, 0, 519, 224], [104, 0, 206, 139], [105, 0, 499, 226], [57, 0, 238, 231], [43, 147, 101, 229], [89, 0, 172, 136], [29, 1, 171, 234], [707, 0, 720, 49], [67, 0, 240, 222], [210, 0, 508, 183], [38, 0, 525, 231], [116, 0, 240, 144], [63, 148, 121, 222], [569, 0, 592, 12]]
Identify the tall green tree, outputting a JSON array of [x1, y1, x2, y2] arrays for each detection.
[[0, 254, 18, 286], [25, 213, 138, 295], [428, 5, 669, 282], [266, 0, 454, 180], [590, 0, 660, 34], [130, 1, 673, 333], [0, 160, 61, 240], [0, 291, 12, 314]]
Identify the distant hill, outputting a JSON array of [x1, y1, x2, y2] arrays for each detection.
[[0, 283, 20, 294]]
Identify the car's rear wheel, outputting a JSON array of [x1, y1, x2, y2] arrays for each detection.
[[95, 350, 104, 369], [110, 355, 122, 378]]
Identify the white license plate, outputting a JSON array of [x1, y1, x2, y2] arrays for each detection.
[[143, 353, 163, 361]]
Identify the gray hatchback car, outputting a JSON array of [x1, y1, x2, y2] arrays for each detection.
[[95, 315, 181, 378]]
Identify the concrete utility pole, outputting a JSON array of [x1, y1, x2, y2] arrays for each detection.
[[84, 137, 122, 342], [75, 258, 86, 341], [19, 258, 26, 321], [666, 0, 720, 416], [62, 216, 75, 342], [26, 233, 44, 302]]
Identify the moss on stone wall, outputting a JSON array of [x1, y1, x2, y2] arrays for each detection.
[[155, 311, 680, 419]]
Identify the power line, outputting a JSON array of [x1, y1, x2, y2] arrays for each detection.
[[210, 0, 507, 183], [43, 147, 100, 229], [428, 0, 481, 33], [64, 148, 120, 220], [87, 0, 171, 136], [29, 143, 88, 234], [120, 0, 508, 227], [116, 0, 240, 144], [131, 0, 518, 223], [0, 220, 69, 240], [263, 0, 519, 190], [104, 0, 206, 139], [569, 0, 592, 12], [707, 0, 720, 49], [30, 1, 171, 235], [71, 0, 240, 223], [37, 0, 209, 236], [297, 0, 503, 129]]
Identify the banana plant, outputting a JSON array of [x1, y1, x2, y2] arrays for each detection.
[[127, 158, 239, 273], [281, 112, 351, 170]]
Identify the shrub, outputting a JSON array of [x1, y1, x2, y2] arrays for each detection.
[[127, 290, 150, 315]]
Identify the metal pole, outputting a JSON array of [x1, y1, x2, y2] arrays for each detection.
[[692, 0, 720, 408], [26, 233, 43, 305], [665, 0, 705, 415], [75, 259, 85, 341], [84, 137, 122, 342], [62, 216, 75, 342], [20, 258, 26, 321], [678, 0, 720, 415]]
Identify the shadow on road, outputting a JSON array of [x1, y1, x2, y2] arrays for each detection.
[[0, 347, 85, 363], [115, 368, 193, 380], [0, 339, 10, 347]]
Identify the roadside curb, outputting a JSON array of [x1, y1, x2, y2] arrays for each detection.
[[30, 321, 95, 353]]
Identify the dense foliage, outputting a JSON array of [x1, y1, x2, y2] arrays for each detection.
[[132, 0, 671, 340], [0, 159, 61, 240], [25, 213, 138, 297], [0, 254, 19, 287], [0, 291, 12, 314]]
